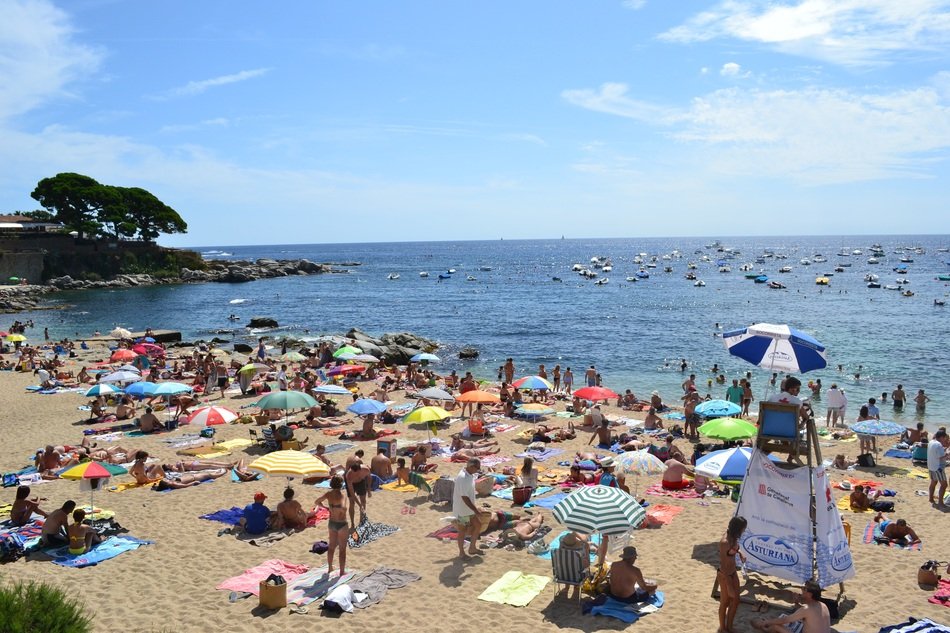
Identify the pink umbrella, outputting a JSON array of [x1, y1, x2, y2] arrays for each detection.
[[185, 406, 239, 427], [132, 343, 166, 357], [326, 365, 366, 376]]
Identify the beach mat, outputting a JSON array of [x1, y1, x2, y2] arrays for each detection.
[[884, 448, 913, 459], [230, 467, 262, 483], [347, 515, 399, 549], [286, 566, 359, 606], [642, 504, 685, 528], [200, 507, 244, 526], [427, 524, 459, 541], [380, 481, 418, 492], [216, 559, 310, 596], [524, 492, 568, 509], [49, 535, 152, 568], [477, 571, 549, 607], [930, 579, 950, 608], [837, 496, 873, 513], [862, 522, 922, 550], [491, 486, 553, 502], [514, 448, 564, 462], [878, 618, 950, 632], [215, 438, 253, 450], [108, 480, 153, 493], [585, 591, 665, 624]]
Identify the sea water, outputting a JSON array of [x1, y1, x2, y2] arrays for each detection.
[[19, 235, 950, 427]]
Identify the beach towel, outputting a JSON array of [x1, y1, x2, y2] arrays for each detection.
[[835, 477, 882, 490], [347, 515, 399, 549], [525, 492, 569, 509], [176, 447, 230, 458], [645, 484, 701, 499], [477, 571, 549, 607], [200, 507, 244, 526], [884, 448, 913, 459], [491, 486, 554, 501], [381, 481, 418, 492], [427, 524, 459, 541], [929, 579, 950, 608], [905, 469, 930, 480], [477, 455, 512, 468], [537, 531, 601, 562], [286, 566, 359, 606], [878, 618, 950, 633], [215, 438, 253, 450], [836, 496, 873, 513], [641, 504, 685, 528], [322, 442, 356, 454], [486, 423, 518, 433], [108, 480, 153, 493], [347, 567, 421, 609], [49, 535, 152, 568], [585, 591, 665, 623], [216, 559, 310, 595], [0, 504, 11, 518], [344, 429, 400, 441], [230, 468, 262, 483], [78, 506, 114, 522], [863, 522, 922, 550], [514, 447, 565, 462]]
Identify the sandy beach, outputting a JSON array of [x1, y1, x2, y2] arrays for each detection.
[[1, 342, 948, 633]]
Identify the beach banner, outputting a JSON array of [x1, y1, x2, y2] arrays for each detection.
[[736, 450, 813, 583], [813, 465, 856, 587]]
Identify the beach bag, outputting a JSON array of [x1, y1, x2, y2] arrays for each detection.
[[857, 453, 875, 467], [199, 427, 215, 438], [310, 540, 329, 554], [0, 533, 25, 563], [870, 499, 895, 513], [2, 473, 19, 487], [526, 538, 549, 555], [919, 560, 942, 587], [259, 574, 287, 609], [512, 486, 533, 505]]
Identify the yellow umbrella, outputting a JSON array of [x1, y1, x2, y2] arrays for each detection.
[[5, 334, 26, 342], [401, 406, 451, 424], [248, 450, 330, 478]]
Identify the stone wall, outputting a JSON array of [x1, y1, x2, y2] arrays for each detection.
[[0, 251, 44, 283]]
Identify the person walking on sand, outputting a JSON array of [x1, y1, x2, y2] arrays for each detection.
[[453, 458, 482, 558], [718, 516, 747, 633], [563, 367, 573, 394], [316, 476, 349, 575], [928, 430, 948, 507]]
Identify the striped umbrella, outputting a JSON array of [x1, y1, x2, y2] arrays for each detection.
[[185, 406, 239, 427], [314, 384, 351, 395], [280, 351, 307, 362], [60, 461, 128, 510], [552, 485, 646, 535], [512, 375, 554, 390], [249, 450, 330, 479], [616, 450, 666, 497], [84, 383, 121, 397]]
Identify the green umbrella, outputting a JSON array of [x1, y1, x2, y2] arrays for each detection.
[[333, 345, 362, 358], [552, 485, 646, 535], [698, 417, 758, 441], [256, 391, 317, 410], [7, 277, 19, 283], [280, 351, 307, 362]]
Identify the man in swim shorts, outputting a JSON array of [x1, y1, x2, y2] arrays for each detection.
[[752, 581, 830, 633]]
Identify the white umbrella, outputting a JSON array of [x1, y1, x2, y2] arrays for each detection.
[[109, 327, 133, 339], [99, 371, 142, 384]]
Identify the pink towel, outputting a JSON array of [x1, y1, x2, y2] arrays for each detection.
[[215, 559, 310, 595]]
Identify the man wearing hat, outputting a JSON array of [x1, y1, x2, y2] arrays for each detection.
[[240, 492, 273, 535], [596, 457, 628, 493], [609, 546, 657, 603]]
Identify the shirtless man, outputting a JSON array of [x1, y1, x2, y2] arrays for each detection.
[[588, 418, 613, 447], [345, 461, 372, 525], [345, 449, 365, 471], [37, 445, 78, 478], [608, 546, 657, 602], [643, 407, 664, 431], [662, 458, 694, 490], [138, 406, 162, 433], [451, 447, 501, 460], [752, 581, 830, 633], [451, 434, 499, 450], [274, 487, 311, 530], [152, 469, 227, 491], [129, 450, 163, 484], [115, 396, 136, 420], [370, 449, 393, 480], [40, 500, 76, 547], [411, 445, 437, 473], [873, 513, 921, 545]]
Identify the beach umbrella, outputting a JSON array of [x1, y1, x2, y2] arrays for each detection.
[[410, 352, 441, 363], [99, 370, 143, 384], [115, 364, 141, 373], [151, 382, 193, 396], [333, 346, 361, 358], [402, 406, 451, 424], [132, 343, 165, 357], [514, 403, 555, 418], [347, 399, 388, 416], [84, 383, 120, 397], [417, 387, 455, 402], [698, 417, 758, 441], [512, 375, 554, 391], [456, 390, 500, 404], [326, 365, 365, 376], [0, 331, 8, 337], [280, 351, 307, 362], [110, 349, 138, 362], [695, 399, 743, 418], [185, 405, 239, 427], [334, 352, 357, 360], [849, 419, 905, 436], [135, 336, 156, 344], [5, 334, 26, 342], [314, 384, 351, 395], [256, 391, 317, 410], [617, 450, 666, 497], [238, 362, 270, 375], [552, 486, 646, 535], [352, 354, 381, 364], [695, 447, 756, 481], [109, 327, 132, 339], [573, 386, 619, 402], [248, 450, 330, 484], [124, 381, 158, 398], [722, 323, 827, 374], [60, 461, 127, 511]]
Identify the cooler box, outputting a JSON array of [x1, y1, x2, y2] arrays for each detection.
[[377, 438, 397, 459]]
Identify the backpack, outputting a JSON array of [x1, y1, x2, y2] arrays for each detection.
[[0, 533, 25, 562], [856, 453, 876, 467]]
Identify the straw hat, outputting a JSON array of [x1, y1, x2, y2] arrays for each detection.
[[599, 456, 616, 469], [561, 532, 580, 548]]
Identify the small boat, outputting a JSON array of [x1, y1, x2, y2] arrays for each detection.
[[937, 275, 950, 281], [754, 275, 768, 283], [779, 266, 792, 273], [744, 272, 760, 279], [466, 275, 477, 281], [768, 281, 785, 289], [387, 273, 400, 280], [902, 290, 914, 297], [894, 265, 908, 273], [884, 284, 900, 290], [718, 266, 731, 273], [636, 270, 649, 279], [552, 277, 562, 282], [687, 262, 697, 269], [228, 314, 241, 321], [864, 274, 879, 282], [815, 277, 830, 285], [625, 276, 637, 282], [823, 272, 835, 277], [603, 265, 613, 273], [852, 249, 863, 255], [900, 257, 914, 263], [813, 255, 827, 263], [896, 278, 910, 285], [867, 282, 881, 288], [839, 262, 852, 267], [594, 277, 609, 285], [447, 268, 456, 274], [571, 264, 583, 271], [694, 280, 706, 287], [479, 266, 492, 271], [936, 299, 946, 306], [438, 273, 451, 280], [663, 266, 672, 273], [834, 266, 844, 273], [684, 272, 697, 280], [419, 271, 429, 277], [867, 257, 879, 264], [800, 258, 811, 265]]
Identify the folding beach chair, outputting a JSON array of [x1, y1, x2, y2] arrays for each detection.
[[551, 547, 590, 602]]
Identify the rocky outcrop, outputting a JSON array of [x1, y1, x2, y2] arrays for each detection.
[[0, 285, 58, 313], [336, 328, 440, 365], [458, 347, 480, 359], [248, 317, 279, 328]]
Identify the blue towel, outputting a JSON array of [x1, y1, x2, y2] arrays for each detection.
[[537, 530, 601, 561], [230, 468, 262, 482], [884, 449, 913, 459], [525, 492, 569, 509], [199, 507, 244, 525], [587, 591, 665, 623], [50, 536, 152, 568], [491, 486, 553, 501]]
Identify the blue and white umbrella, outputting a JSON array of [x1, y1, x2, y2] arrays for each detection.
[[695, 399, 742, 418], [722, 323, 827, 374], [347, 398, 388, 416], [695, 447, 782, 480], [849, 419, 905, 436], [84, 383, 120, 397], [99, 370, 143, 384], [410, 352, 440, 363], [314, 384, 351, 395]]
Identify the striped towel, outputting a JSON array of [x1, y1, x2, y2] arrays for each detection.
[[863, 522, 922, 550]]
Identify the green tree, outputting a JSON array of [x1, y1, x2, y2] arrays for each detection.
[[16, 209, 57, 222], [30, 173, 103, 238], [118, 186, 187, 241]]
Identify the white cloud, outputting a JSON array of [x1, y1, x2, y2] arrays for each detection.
[[156, 68, 271, 100], [720, 62, 742, 76], [660, 0, 950, 66], [564, 81, 950, 184], [622, 0, 647, 10], [0, 0, 103, 120]]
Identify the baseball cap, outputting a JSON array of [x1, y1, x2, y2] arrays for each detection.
[[253, 492, 267, 502]]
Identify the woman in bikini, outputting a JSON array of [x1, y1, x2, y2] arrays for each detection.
[[152, 468, 227, 491], [66, 508, 101, 555], [316, 475, 349, 575], [718, 515, 748, 633]]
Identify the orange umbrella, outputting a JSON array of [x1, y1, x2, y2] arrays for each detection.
[[456, 390, 500, 404], [110, 349, 138, 362]]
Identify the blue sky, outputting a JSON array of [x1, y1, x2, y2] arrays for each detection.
[[2, 0, 950, 246]]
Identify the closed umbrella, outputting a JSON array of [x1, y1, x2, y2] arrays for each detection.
[[456, 390, 500, 404], [698, 417, 758, 441], [185, 406, 239, 427], [347, 399, 388, 416], [723, 323, 827, 374], [695, 399, 743, 418], [573, 386, 619, 402], [417, 387, 455, 401], [552, 485, 646, 535], [84, 383, 120, 397]]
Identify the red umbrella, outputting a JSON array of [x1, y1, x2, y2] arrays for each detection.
[[132, 343, 166, 357], [573, 386, 619, 402], [110, 349, 138, 362], [185, 406, 239, 427], [326, 365, 366, 376]]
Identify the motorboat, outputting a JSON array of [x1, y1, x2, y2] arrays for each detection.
[[744, 272, 760, 279], [867, 282, 881, 288], [754, 275, 768, 283], [718, 266, 731, 273], [937, 274, 950, 281], [228, 314, 241, 321], [594, 277, 609, 285], [466, 275, 477, 281], [867, 257, 879, 264], [823, 272, 835, 277], [739, 263, 754, 271], [687, 262, 697, 270], [603, 265, 613, 273], [387, 273, 400, 280], [834, 266, 845, 273], [839, 262, 852, 267], [896, 278, 909, 285], [438, 273, 451, 280], [813, 255, 827, 263], [684, 272, 697, 280], [800, 258, 811, 265], [900, 257, 914, 263], [663, 266, 672, 273], [419, 271, 429, 278], [884, 284, 900, 290], [779, 266, 792, 273], [768, 281, 785, 289], [479, 266, 492, 271], [902, 290, 914, 297], [815, 277, 830, 286], [694, 280, 706, 287], [636, 270, 650, 279], [936, 299, 946, 306], [552, 277, 562, 282], [446, 268, 456, 274], [572, 264, 583, 271], [864, 274, 879, 282], [852, 249, 863, 255], [893, 266, 908, 273]]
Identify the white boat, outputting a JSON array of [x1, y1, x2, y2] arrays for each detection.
[[447, 268, 456, 274], [867, 257, 879, 264], [594, 277, 609, 285], [800, 258, 811, 265], [884, 284, 900, 290], [687, 262, 697, 269], [571, 264, 583, 271], [694, 280, 706, 287], [479, 266, 493, 271], [718, 266, 731, 273], [466, 275, 477, 281], [603, 265, 613, 273], [852, 249, 863, 255], [936, 299, 946, 306], [419, 271, 429, 278], [227, 314, 240, 321], [813, 255, 827, 263], [779, 266, 792, 273], [625, 276, 637, 282], [896, 278, 909, 285], [864, 274, 879, 282], [387, 273, 400, 280]]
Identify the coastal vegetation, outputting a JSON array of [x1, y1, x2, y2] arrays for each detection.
[[0, 580, 93, 632]]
